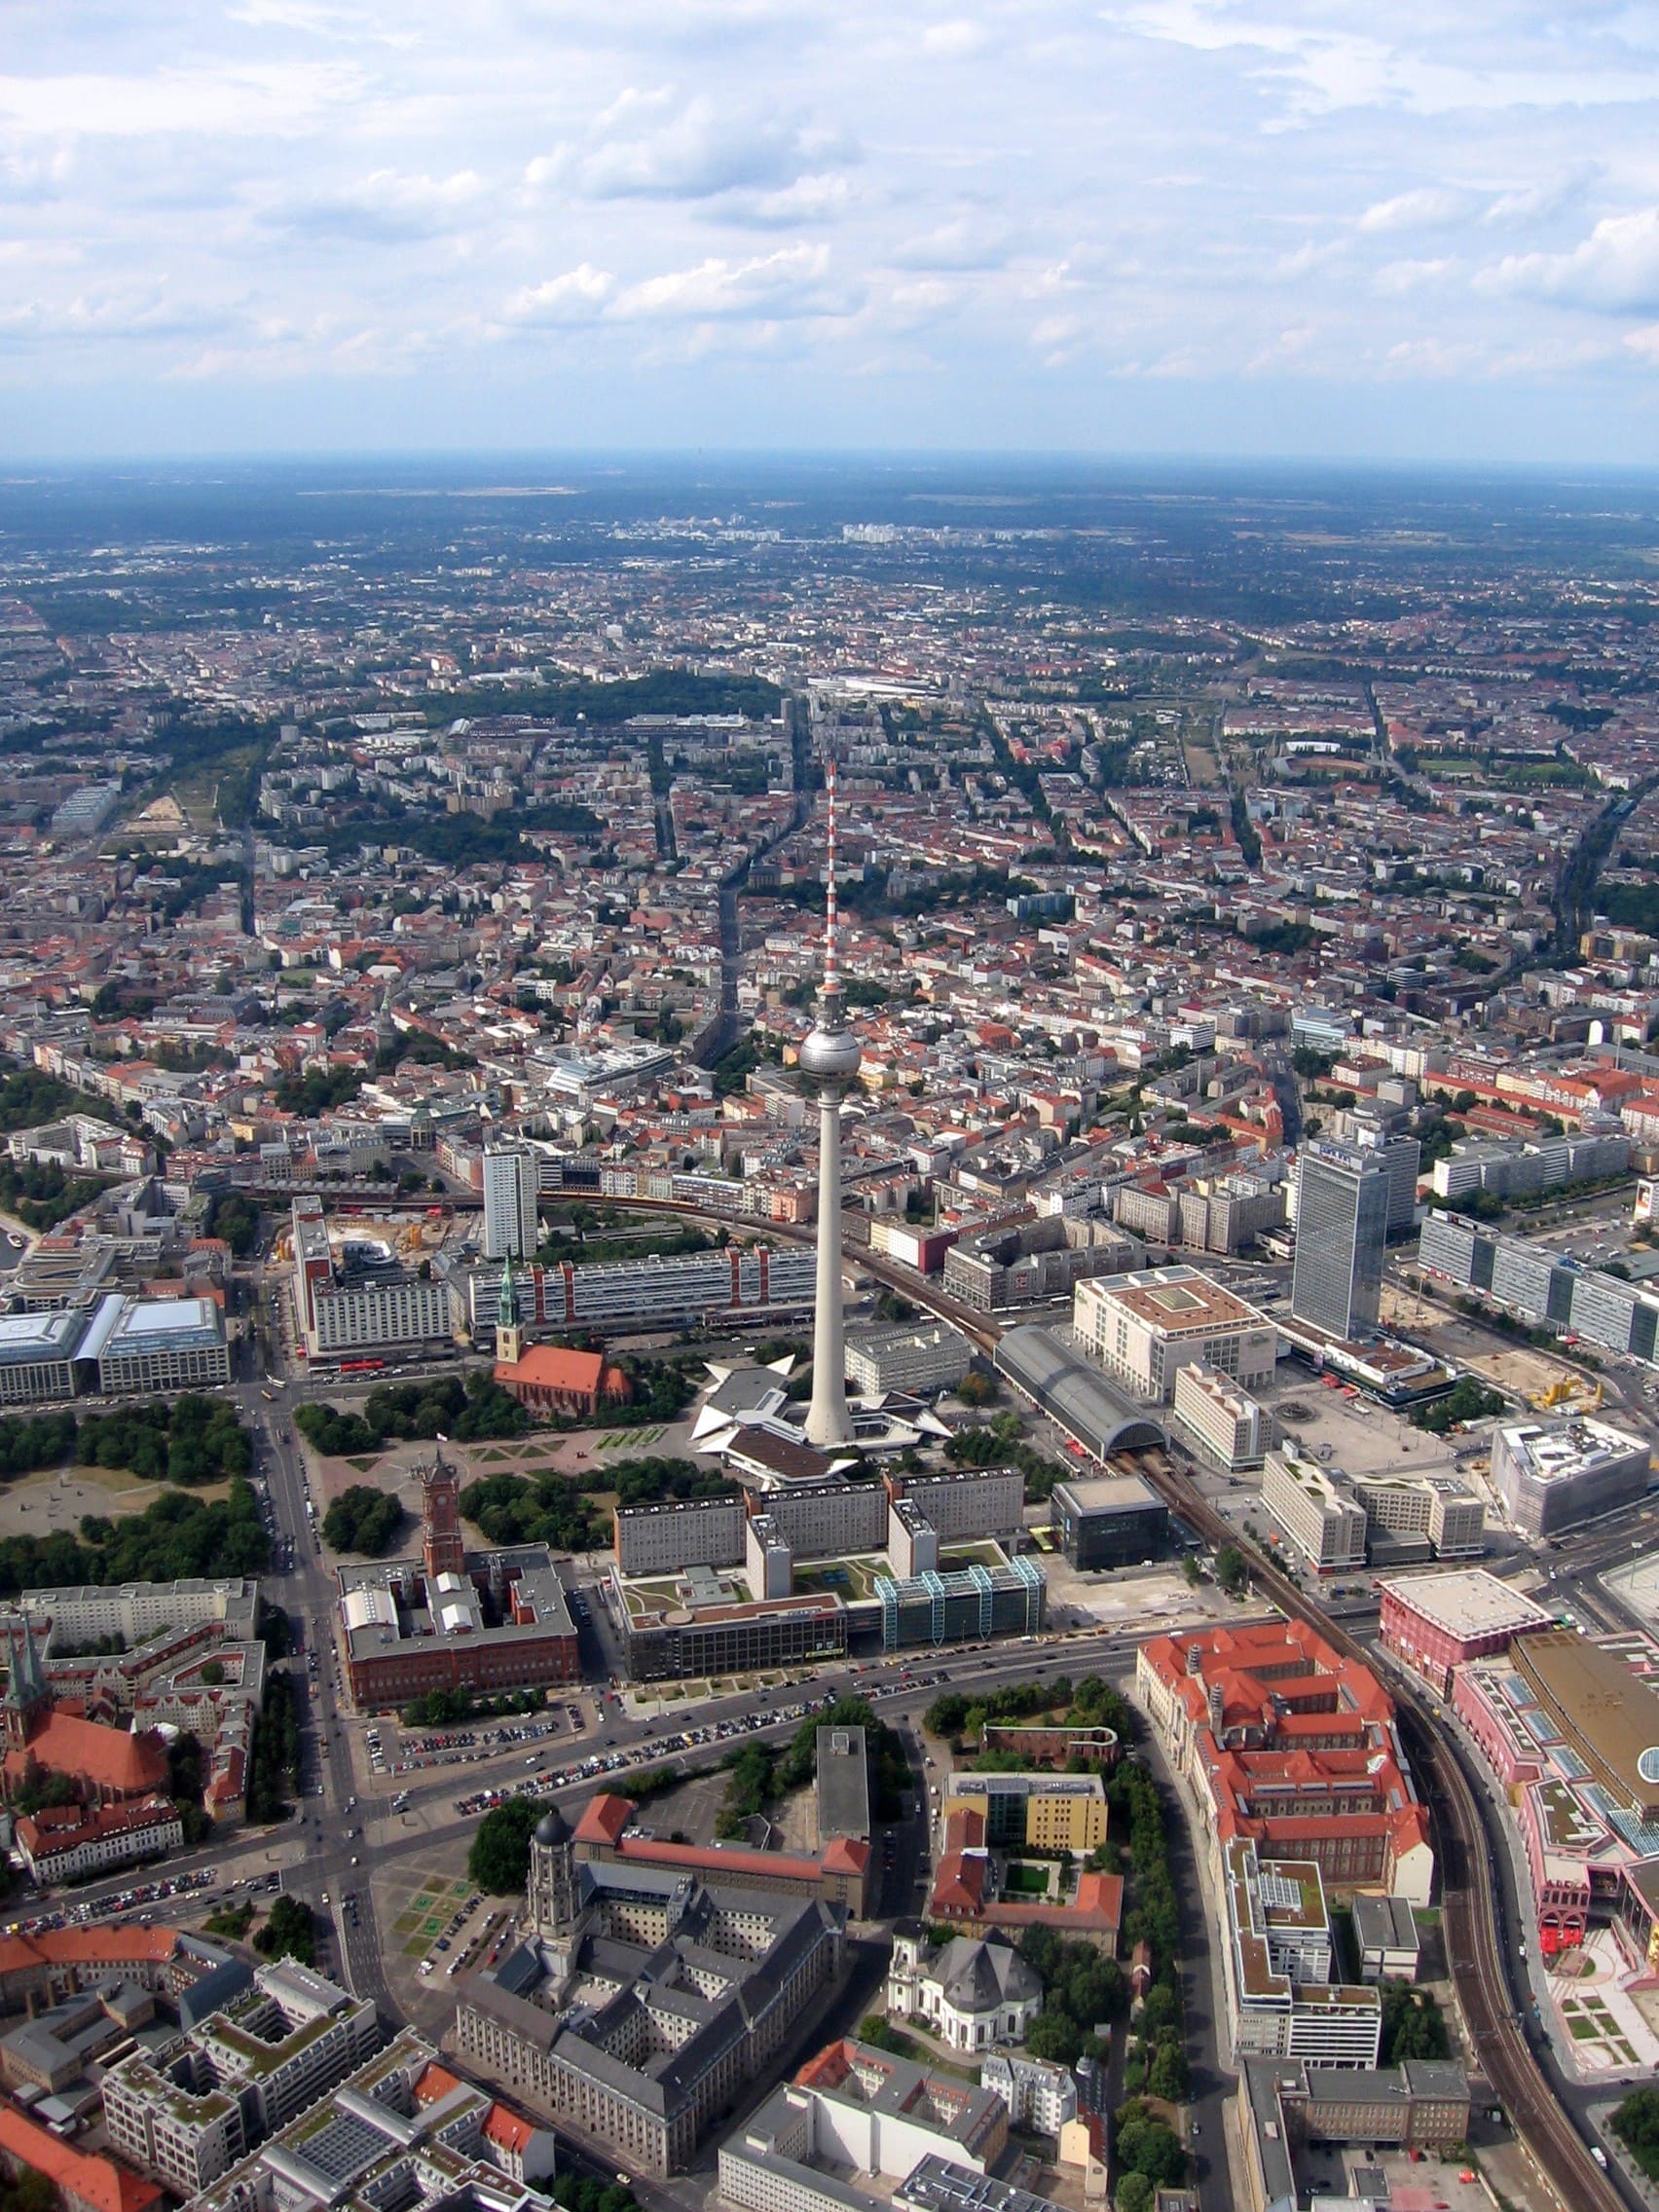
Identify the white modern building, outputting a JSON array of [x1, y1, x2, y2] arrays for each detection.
[[1262, 1445, 1369, 1573], [1491, 1416, 1651, 1538], [1073, 1266, 1277, 1402], [0, 1309, 85, 1402], [1172, 1362, 1272, 1470], [483, 1146, 541, 1262], [1221, 1838, 1382, 2068], [81, 1294, 232, 1392]]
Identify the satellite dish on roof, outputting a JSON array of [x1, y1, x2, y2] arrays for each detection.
[[1639, 1748, 1659, 1787]]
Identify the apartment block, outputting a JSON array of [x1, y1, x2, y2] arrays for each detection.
[[1261, 1446, 1368, 1572], [612, 1494, 746, 1575], [1171, 1362, 1273, 1470], [102, 1961, 380, 2195]]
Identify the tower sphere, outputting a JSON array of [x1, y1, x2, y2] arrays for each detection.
[[799, 1022, 863, 1081]]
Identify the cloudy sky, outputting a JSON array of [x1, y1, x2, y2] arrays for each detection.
[[6, 1, 1659, 461]]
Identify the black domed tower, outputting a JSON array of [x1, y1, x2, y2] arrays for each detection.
[[528, 1802, 575, 1934]]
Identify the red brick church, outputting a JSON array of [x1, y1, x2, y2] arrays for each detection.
[[0, 1618, 170, 1809], [491, 1257, 631, 1418]]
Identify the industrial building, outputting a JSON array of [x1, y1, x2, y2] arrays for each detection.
[[1072, 1266, 1278, 1402], [1049, 1472, 1171, 1570], [1491, 1415, 1651, 1537]]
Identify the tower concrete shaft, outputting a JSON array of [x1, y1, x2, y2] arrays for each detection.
[[805, 1087, 853, 1446], [800, 756, 860, 1451]]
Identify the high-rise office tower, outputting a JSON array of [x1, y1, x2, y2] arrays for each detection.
[[482, 1145, 538, 1260], [800, 757, 862, 1449], [1291, 1142, 1389, 1342]]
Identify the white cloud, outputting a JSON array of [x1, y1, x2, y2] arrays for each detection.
[[1358, 187, 1472, 236], [503, 264, 615, 324], [921, 20, 989, 57], [1484, 208, 1659, 314], [1374, 256, 1456, 294], [608, 243, 842, 320], [533, 92, 850, 204]]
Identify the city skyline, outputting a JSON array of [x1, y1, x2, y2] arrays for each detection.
[[4, 5, 1659, 461]]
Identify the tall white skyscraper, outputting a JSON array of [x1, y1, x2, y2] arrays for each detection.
[[1291, 1142, 1389, 1343], [482, 1146, 539, 1261], [800, 758, 862, 1449]]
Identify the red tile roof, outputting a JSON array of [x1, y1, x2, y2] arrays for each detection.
[[3, 1710, 168, 1797], [0, 2106, 164, 2212]]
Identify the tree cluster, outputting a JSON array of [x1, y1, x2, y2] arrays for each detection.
[[204, 1193, 260, 1256], [550, 2173, 642, 2212], [460, 1470, 606, 1554], [246, 1673, 300, 1824], [1122, 1980, 1189, 2102], [1112, 2102, 1186, 2199], [320, 1484, 406, 1557], [253, 1894, 315, 1967], [1379, 1978, 1449, 2064], [0, 1477, 269, 1596], [295, 1372, 528, 1457], [1410, 1378, 1506, 1435], [942, 1412, 1069, 1500], [1111, 1761, 1181, 1969], [1016, 1925, 1124, 2067], [468, 1796, 551, 1894], [716, 1741, 776, 1837], [78, 1395, 253, 1489], [926, 1672, 1135, 1752], [1613, 2088, 1659, 2184]]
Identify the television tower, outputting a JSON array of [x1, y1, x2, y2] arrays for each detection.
[[800, 755, 861, 1449]]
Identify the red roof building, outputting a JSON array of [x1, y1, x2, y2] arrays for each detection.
[[571, 1790, 871, 1915], [0, 2104, 164, 2212], [493, 1345, 631, 1417], [1136, 1620, 1433, 1903]]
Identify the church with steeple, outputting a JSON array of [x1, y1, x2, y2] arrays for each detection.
[[0, 1616, 169, 1809]]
